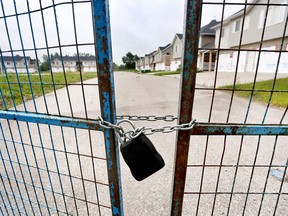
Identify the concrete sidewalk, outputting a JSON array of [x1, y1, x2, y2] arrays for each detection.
[[167, 71, 288, 87]]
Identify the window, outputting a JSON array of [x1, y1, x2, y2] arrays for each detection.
[[6, 62, 10, 65], [175, 45, 178, 53], [259, 1, 287, 28], [234, 20, 241, 32]]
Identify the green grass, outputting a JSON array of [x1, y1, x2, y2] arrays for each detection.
[[0, 72, 97, 109], [153, 71, 181, 76], [223, 78, 288, 108]]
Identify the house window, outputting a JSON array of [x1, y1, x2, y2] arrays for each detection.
[[6, 62, 10, 65], [267, 3, 286, 26], [259, 1, 287, 28], [234, 20, 241, 32], [175, 45, 178, 53]]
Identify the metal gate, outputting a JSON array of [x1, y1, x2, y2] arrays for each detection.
[[0, 0, 287, 215]]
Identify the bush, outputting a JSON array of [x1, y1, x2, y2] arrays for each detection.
[[140, 69, 151, 73]]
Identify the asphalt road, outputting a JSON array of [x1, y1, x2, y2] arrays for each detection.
[[1, 72, 287, 216]]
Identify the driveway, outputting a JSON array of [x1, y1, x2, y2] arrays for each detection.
[[0, 72, 287, 216]]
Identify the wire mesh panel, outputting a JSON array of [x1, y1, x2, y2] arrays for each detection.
[[172, 0, 288, 215], [0, 0, 122, 215]]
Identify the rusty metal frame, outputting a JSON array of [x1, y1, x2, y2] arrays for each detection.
[[92, 0, 123, 215], [170, 0, 202, 215]]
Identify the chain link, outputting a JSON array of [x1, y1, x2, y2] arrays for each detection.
[[97, 115, 196, 141], [116, 114, 178, 122]]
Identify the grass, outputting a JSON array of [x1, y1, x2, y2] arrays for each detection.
[[0, 71, 97, 109], [153, 71, 181, 76], [223, 78, 288, 108]]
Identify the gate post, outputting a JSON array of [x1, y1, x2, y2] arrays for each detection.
[[171, 0, 202, 215], [92, 0, 123, 215]]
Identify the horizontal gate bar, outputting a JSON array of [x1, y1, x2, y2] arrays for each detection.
[[0, 110, 102, 131], [1, 111, 287, 136], [192, 123, 288, 136]]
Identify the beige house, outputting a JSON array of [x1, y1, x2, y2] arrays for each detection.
[[0, 55, 37, 73], [170, 34, 183, 71], [198, 19, 220, 71], [135, 57, 145, 71], [51, 56, 97, 72], [213, 0, 288, 73], [153, 44, 172, 71], [135, 20, 219, 72]]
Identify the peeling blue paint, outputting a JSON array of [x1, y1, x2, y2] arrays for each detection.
[[0, 110, 102, 131], [92, 0, 123, 215]]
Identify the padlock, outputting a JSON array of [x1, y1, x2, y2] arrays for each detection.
[[120, 133, 165, 181]]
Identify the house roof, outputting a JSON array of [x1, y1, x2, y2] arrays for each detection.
[[145, 51, 156, 57], [57, 56, 96, 61], [201, 42, 215, 49], [176, 33, 183, 40], [2, 55, 32, 61], [159, 43, 171, 51], [200, 19, 220, 35]]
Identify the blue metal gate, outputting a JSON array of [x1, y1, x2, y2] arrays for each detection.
[[0, 0, 287, 215], [0, 0, 122, 215]]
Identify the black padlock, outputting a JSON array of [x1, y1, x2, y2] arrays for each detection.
[[120, 133, 165, 181]]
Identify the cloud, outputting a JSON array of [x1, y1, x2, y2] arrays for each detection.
[[0, 0, 244, 65]]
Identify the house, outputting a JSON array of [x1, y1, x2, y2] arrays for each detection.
[[212, 0, 288, 73], [0, 55, 37, 73], [153, 44, 173, 71], [51, 56, 97, 72], [171, 33, 183, 71], [135, 57, 145, 71], [198, 19, 220, 71], [142, 51, 156, 71]]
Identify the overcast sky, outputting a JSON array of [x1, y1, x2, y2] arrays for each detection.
[[0, 0, 245, 65]]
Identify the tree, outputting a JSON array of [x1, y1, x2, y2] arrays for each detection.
[[40, 54, 50, 71], [122, 52, 139, 69], [40, 52, 60, 72]]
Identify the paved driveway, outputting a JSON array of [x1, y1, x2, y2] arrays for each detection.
[[1, 72, 287, 215]]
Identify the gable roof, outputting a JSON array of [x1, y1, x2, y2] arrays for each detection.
[[200, 19, 220, 35], [2, 55, 32, 62], [159, 43, 171, 51], [54, 56, 96, 61], [176, 33, 183, 40]]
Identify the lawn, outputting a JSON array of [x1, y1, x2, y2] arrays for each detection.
[[153, 71, 181, 76], [223, 77, 288, 108], [0, 72, 97, 109]]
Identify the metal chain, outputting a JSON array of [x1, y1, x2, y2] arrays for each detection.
[[97, 115, 196, 141], [116, 114, 178, 122]]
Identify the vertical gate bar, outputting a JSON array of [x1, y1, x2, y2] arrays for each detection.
[[171, 0, 202, 215], [91, 0, 123, 215]]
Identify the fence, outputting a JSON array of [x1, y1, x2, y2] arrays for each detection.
[[0, 0, 287, 215]]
